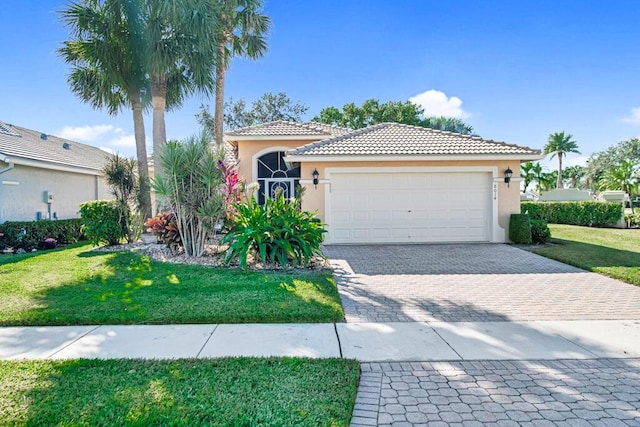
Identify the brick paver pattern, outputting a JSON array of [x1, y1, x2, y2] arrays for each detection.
[[324, 244, 640, 322], [351, 358, 640, 427]]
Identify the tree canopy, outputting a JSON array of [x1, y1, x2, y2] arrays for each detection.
[[312, 99, 474, 134], [199, 92, 308, 131], [585, 138, 640, 189]]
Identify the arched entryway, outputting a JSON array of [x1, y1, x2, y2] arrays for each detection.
[[256, 151, 300, 204]]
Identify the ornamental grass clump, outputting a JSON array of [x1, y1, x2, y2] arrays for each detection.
[[223, 188, 326, 269], [152, 132, 225, 257]]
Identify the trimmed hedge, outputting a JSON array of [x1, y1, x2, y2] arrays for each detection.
[[0, 219, 85, 251], [530, 219, 551, 244], [521, 201, 622, 227], [509, 214, 532, 244]]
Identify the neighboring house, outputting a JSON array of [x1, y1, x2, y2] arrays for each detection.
[[225, 121, 544, 244], [0, 121, 111, 223]]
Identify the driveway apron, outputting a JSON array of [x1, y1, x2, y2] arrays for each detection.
[[324, 244, 640, 323]]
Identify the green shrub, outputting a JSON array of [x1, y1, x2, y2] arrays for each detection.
[[509, 214, 532, 244], [0, 219, 85, 250], [222, 192, 326, 269], [521, 201, 622, 227], [79, 200, 126, 246], [530, 219, 551, 244]]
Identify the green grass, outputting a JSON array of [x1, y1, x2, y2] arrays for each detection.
[[0, 358, 360, 426], [533, 224, 640, 286], [0, 243, 344, 326]]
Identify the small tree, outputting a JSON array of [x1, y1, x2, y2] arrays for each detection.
[[152, 132, 225, 256], [521, 161, 536, 193], [102, 154, 140, 243], [563, 165, 585, 189], [599, 160, 639, 213]]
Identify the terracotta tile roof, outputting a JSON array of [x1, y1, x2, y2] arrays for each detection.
[[224, 120, 351, 138], [0, 121, 110, 171], [288, 122, 541, 157]]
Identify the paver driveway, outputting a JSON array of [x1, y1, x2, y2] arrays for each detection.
[[324, 244, 640, 322]]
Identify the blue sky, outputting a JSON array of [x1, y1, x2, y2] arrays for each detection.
[[1, 1, 640, 171]]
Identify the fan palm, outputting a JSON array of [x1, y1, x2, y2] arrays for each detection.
[[142, 0, 219, 178], [59, 0, 152, 218], [543, 131, 580, 189], [213, 0, 271, 147]]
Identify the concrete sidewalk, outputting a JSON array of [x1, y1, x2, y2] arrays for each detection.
[[2, 320, 639, 361]]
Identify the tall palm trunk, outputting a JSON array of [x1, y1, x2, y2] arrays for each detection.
[[151, 74, 167, 181], [131, 97, 152, 219], [556, 153, 564, 189], [213, 41, 227, 147]]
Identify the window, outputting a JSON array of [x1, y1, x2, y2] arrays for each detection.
[[256, 151, 300, 204]]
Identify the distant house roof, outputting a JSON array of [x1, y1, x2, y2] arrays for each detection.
[[0, 121, 111, 173], [286, 122, 542, 160], [224, 120, 351, 139]]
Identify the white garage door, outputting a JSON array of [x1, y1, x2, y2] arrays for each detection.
[[329, 172, 492, 244]]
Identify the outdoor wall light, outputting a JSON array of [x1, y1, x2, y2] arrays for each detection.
[[504, 166, 513, 187], [312, 168, 320, 189]]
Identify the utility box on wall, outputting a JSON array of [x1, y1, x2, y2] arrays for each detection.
[[44, 191, 54, 203]]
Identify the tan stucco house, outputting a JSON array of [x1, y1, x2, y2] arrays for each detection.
[[226, 120, 544, 244], [0, 121, 111, 223]]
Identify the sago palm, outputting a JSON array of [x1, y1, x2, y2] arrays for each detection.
[[543, 131, 580, 189]]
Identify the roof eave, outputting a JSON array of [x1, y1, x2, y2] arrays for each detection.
[[284, 153, 545, 162], [5, 155, 103, 175], [223, 134, 329, 142]]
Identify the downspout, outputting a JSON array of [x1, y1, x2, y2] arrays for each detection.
[[0, 157, 15, 175]]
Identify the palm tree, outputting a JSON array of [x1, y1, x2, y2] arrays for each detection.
[[543, 131, 580, 189], [599, 160, 639, 213], [213, 0, 271, 147], [59, 0, 152, 219], [520, 161, 536, 193], [142, 0, 218, 179], [563, 165, 585, 189], [531, 162, 545, 193]]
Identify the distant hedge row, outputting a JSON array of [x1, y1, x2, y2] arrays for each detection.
[[521, 201, 622, 227], [0, 219, 85, 250]]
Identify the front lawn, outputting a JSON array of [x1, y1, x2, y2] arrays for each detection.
[[0, 243, 344, 326], [533, 224, 640, 286], [0, 358, 359, 426]]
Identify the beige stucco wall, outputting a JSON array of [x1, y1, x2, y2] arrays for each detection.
[[0, 162, 110, 223], [231, 138, 524, 243]]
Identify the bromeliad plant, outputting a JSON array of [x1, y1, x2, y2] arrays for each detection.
[[222, 189, 326, 269]]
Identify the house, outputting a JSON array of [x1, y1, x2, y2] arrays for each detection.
[[225, 121, 544, 244], [0, 121, 111, 223]]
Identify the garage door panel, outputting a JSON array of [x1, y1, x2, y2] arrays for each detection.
[[330, 172, 491, 244]]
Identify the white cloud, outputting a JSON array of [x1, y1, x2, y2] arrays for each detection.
[[622, 107, 640, 125], [109, 134, 136, 148], [59, 124, 115, 142], [409, 89, 470, 118], [99, 147, 116, 155]]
